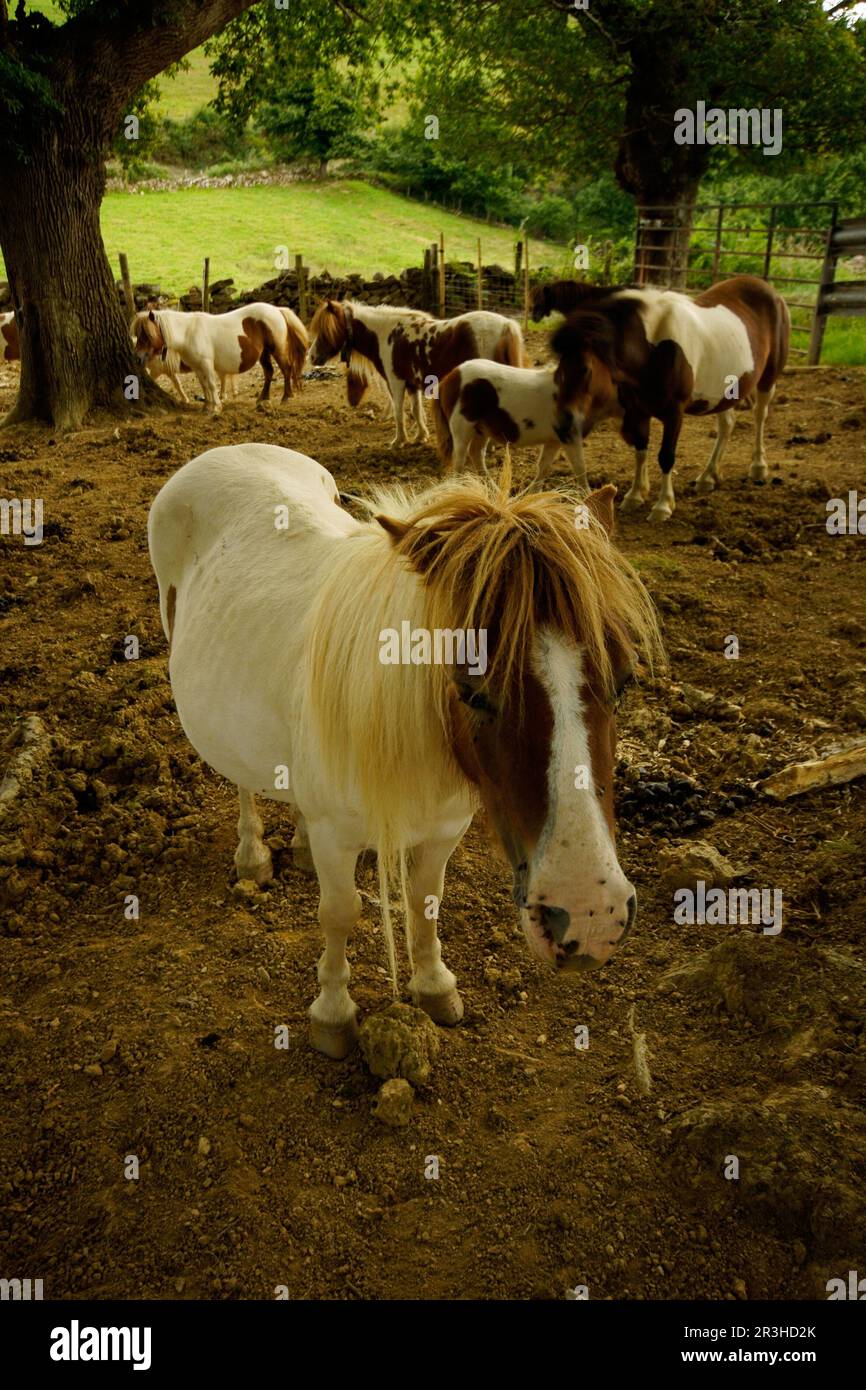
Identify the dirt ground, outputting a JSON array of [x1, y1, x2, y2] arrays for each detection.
[[1, 335, 865, 1301]]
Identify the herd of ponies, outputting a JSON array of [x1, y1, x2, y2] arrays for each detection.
[[4, 275, 790, 1054]]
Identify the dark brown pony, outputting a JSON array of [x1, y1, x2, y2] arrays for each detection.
[[549, 274, 790, 522]]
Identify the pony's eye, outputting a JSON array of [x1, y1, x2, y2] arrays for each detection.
[[457, 684, 497, 717]]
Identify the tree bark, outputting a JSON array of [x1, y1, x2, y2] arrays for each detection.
[[0, 1, 258, 429]]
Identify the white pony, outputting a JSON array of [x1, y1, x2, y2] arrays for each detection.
[[148, 445, 660, 1058], [134, 303, 307, 414]]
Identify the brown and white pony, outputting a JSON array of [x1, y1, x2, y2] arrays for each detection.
[[433, 359, 589, 487], [149, 445, 661, 1058], [308, 299, 526, 447], [133, 303, 308, 414], [0, 311, 20, 361], [549, 275, 790, 521]]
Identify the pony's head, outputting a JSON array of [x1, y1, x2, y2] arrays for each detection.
[[530, 283, 556, 322], [373, 475, 663, 973], [133, 310, 164, 366], [550, 310, 618, 438], [309, 299, 351, 366]]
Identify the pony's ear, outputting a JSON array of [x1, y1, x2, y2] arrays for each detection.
[[584, 484, 617, 536], [148, 310, 157, 322], [376, 514, 412, 544]]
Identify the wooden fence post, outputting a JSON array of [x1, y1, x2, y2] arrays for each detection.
[[422, 248, 433, 313], [476, 238, 483, 310], [438, 231, 446, 317], [809, 206, 840, 366], [523, 232, 530, 329], [201, 257, 211, 313], [118, 253, 136, 322]]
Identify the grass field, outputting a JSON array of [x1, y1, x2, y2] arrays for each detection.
[[92, 180, 563, 292]]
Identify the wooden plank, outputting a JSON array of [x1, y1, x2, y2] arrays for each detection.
[[201, 256, 211, 313]]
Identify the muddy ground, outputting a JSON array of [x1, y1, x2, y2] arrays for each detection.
[[1, 337, 865, 1301]]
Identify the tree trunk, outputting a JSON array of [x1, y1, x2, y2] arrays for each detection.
[[632, 190, 700, 289], [0, 126, 167, 430], [614, 33, 712, 289], [0, 0, 258, 429]]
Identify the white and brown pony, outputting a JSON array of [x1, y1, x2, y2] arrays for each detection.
[[149, 445, 660, 1059], [1, 310, 20, 361], [134, 303, 308, 414], [308, 300, 526, 447], [550, 274, 790, 521], [434, 359, 590, 487]]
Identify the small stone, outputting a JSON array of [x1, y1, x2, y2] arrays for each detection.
[[733, 1277, 748, 1300], [197, 1136, 211, 1156], [792, 1239, 807, 1266], [238, 1113, 255, 1129], [372, 1078, 414, 1127], [99, 1039, 118, 1063], [232, 879, 260, 902], [82, 1063, 103, 1077]]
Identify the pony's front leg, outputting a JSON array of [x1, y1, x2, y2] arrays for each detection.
[[198, 365, 222, 415], [529, 442, 559, 489], [234, 788, 274, 885], [388, 377, 409, 447], [307, 827, 362, 1059], [407, 829, 470, 1026], [749, 385, 775, 483], [563, 433, 589, 491], [410, 389, 430, 441], [619, 414, 652, 512], [696, 408, 735, 493], [648, 406, 684, 523], [169, 369, 189, 403]]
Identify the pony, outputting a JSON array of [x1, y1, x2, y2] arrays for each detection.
[[433, 358, 592, 488], [133, 303, 308, 414], [530, 280, 621, 322], [550, 274, 790, 522], [0, 310, 20, 361], [308, 299, 526, 447], [148, 444, 661, 1059]]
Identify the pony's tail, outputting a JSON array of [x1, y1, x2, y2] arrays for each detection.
[[376, 835, 413, 1000], [279, 307, 309, 391], [495, 319, 527, 368]]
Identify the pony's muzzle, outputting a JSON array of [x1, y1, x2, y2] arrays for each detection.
[[529, 890, 637, 972]]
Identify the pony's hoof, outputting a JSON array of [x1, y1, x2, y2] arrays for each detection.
[[749, 462, 768, 484], [234, 848, 273, 886], [292, 844, 315, 874], [647, 505, 673, 523], [695, 475, 717, 495], [619, 491, 647, 513], [309, 1013, 359, 1060], [416, 988, 464, 1027]]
